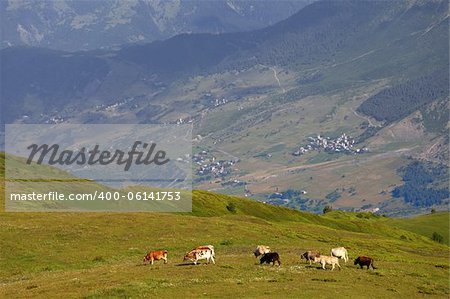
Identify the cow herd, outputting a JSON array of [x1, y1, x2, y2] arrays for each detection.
[[143, 245, 377, 270]]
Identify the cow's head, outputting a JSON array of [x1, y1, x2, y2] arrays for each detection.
[[354, 258, 359, 265], [183, 251, 194, 261]]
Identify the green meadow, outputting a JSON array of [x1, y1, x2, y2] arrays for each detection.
[[0, 190, 449, 298], [0, 154, 449, 298]]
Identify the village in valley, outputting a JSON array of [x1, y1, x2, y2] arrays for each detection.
[[293, 133, 369, 156], [193, 150, 237, 179]]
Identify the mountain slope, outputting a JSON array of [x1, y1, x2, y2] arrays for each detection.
[[1, 0, 312, 51], [384, 212, 450, 245], [0, 153, 448, 297], [2, 0, 447, 123], [0, 189, 449, 297]]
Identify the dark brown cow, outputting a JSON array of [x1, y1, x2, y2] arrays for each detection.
[[354, 256, 377, 269], [260, 252, 281, 266], [301, 250, 320, 265], [143, 250, 168, 265]]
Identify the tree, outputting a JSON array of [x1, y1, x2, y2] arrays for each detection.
[[226, 202, 237, 213], [323, 205, 333, 214], [431, 232, 444, 244]]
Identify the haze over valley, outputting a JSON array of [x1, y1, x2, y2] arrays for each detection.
[[1, 0, 449, 216]]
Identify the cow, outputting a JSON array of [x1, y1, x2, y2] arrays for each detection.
[[354, 256, 377, 270], [331, 247, 348, 263], [184, 246, 215, 265], [143, 250, 168, 265], [254, 245, 271, 257], [260, 252, 281, 266], [194, 245, 215, 254], [313, 255, 341, 271], [300, 250, 320, 265]]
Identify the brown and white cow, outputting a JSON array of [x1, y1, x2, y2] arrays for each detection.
[[254, 245, 271, 257], [184, 245, 215, 265], [194, 245, 215, 254], [143, 250, 168, 265], [301, 250, 320, 265]]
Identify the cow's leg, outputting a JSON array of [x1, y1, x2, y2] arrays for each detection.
[[211, 255, 215, 264], [151, 258, 154, 265], [360, 265, 363, 269], [337, 263, 341, 270], [164, 257, 167, 264], [322, 262, 326, 270]]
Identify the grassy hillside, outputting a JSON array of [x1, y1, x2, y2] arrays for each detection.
[[1, 153, 449, 297], [385, 212, 450, 246], [1, 187, 449, 298]]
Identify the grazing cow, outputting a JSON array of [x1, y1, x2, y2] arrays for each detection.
[[301, 250, 320, 265], [143, 250, 168, 265], [194, 245, 215, 253], [184, 246, 215, 265], [313, 255, 341, 271], [260, 252, 281, 266], [254, 245, 271, 257], [354, 256, 377, 270], [331, 247, 348, 263]]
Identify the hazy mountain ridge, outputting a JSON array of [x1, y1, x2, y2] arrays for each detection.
[[1, 0, 312, 51], [2, 0, 447, 122]]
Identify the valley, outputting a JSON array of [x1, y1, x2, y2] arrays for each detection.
[[1, 0, 448, 216]]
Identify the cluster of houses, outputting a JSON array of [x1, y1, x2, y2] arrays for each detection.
[[193, 150, 235, 178], [213, 98, 228, 107], [176, 117, 193, 125], [95, 97, 136, 113], [19, 113, 67, 124], [200, 93, 231, 108], [45, 115, 65, 124], [25, 113, 66, 124], [359, 207, 380, 213], [293, 133, 368, 156]]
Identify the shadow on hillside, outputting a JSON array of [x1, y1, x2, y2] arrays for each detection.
[[175, 263, 197, 267], [175, 262, 214, 266]]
